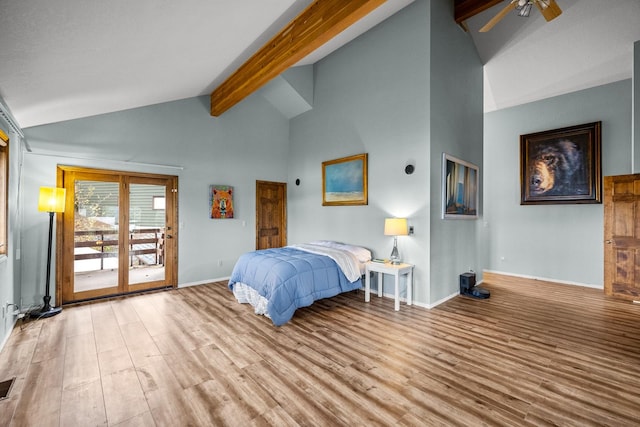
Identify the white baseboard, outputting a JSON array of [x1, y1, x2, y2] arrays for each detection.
[[427, 291, 460, 309], [412, 300, 430, 309], [484, 269, 603, 289], [0, 316, 19, 353], [358, 287, 460, 310], [178, 276, 230, 288]]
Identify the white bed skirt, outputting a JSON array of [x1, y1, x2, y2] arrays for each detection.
[[232, 282, 271, 319]]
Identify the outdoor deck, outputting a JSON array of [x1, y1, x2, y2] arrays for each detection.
[[73, 228, 165, 292], [74, 265, 166, 292]]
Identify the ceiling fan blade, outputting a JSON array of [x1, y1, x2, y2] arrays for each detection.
[[535, 0, 562, 22], [479, 1, 518, 33]]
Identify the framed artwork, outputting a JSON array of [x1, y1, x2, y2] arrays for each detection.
[[322, 153, 368, 206], [210, 185, 234, 218], [442, 153, 479, 219], [520, 122, 602, 205]]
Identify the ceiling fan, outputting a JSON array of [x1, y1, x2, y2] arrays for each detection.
[[479, 0, 562, 32]]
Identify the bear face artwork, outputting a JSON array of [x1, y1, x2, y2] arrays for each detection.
[[528, 139, 589, 197], [210, 186, 234, 219], [521, 122, 601, 205]]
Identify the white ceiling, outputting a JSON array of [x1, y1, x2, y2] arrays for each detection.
[[465, 0, 640, 112], [0, 0, 413, 128], [0, 0, 638, 129]]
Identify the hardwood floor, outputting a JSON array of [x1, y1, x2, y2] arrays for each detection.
[[1, 273, 639, 426]]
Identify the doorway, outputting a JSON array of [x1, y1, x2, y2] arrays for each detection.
[[255, 180, 286, 249], [57, 166, 178, 305], [603, 174, 640, 300]]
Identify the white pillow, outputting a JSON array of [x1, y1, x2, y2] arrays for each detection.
[[309, 240, 372, 263]]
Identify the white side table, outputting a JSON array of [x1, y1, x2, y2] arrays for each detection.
[[365, 262, 414, 311]]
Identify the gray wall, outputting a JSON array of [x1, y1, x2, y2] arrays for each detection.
[[483, 80, 633, 286], [0, 109, 24, 348], [287, 0, 431, 304], [287, 0, 483, 306], [429, 0, 484, 303], [21, 95, 290, 307]]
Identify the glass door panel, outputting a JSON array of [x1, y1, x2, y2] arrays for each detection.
[[128, 183, 166, 286], [73, 180, 120, 293]]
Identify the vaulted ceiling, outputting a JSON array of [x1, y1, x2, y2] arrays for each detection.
[[0, 0, 413, 128], [0, 0, 638, 128], [458, 0, 640, 112]]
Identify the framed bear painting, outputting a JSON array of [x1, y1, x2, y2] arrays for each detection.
[[520, 122, 602, 205]]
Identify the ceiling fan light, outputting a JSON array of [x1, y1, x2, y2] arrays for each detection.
[[518, 3, 533, 17]]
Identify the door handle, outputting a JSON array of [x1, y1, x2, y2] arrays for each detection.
[[605, 240, 613, 244], [166, 234, 173, 239]]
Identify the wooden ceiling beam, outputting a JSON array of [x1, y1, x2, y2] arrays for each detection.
[[454, 0, 504, 26], [210, 0, 386, 117]]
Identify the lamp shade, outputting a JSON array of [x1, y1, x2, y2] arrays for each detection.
[[384, 218, 408, 236], [38, 187, 66, 213]]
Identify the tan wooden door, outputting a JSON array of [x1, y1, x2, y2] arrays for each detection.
[[57, 166, 178, 305], [604, 174, 640, 300], [255, 180, 286, 250]]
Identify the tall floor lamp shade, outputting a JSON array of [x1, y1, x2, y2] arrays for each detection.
[[384, 218, 408, 265], [32, 187, 66, 319]]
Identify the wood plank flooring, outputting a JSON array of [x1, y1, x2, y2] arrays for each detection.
[[1, 273, 639, 426]]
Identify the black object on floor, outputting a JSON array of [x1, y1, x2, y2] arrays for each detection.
[[460, 272, 490, 299]]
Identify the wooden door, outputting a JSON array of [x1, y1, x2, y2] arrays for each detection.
[[255, 180, 286, 250], [57, 166, 178, 305], [604, 174, 640, 300]]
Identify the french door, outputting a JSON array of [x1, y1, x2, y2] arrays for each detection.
[[57, 167, 178, 304]]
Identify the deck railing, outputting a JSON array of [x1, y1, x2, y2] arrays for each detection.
[[74, 228, 165, 269]]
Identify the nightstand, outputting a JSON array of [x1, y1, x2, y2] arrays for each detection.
[[364, 261, 414, 311]]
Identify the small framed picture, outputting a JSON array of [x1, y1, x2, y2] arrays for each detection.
[[210, 185, 234, 218], [442, 153, 479, 219]]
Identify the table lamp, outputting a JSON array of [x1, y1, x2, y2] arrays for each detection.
[[384, 218, 408, 265]]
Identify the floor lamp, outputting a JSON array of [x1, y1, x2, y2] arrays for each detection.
[[31, 187, 66, 319]]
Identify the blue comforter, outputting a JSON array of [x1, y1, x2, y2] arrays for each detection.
[[228, 246, 362, 326]]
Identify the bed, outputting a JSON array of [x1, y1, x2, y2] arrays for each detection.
[[228, 241, 371, 326]]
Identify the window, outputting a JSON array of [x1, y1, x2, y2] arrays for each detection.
[[0, 128, 8, 256], [152, 196, 165, 210]]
